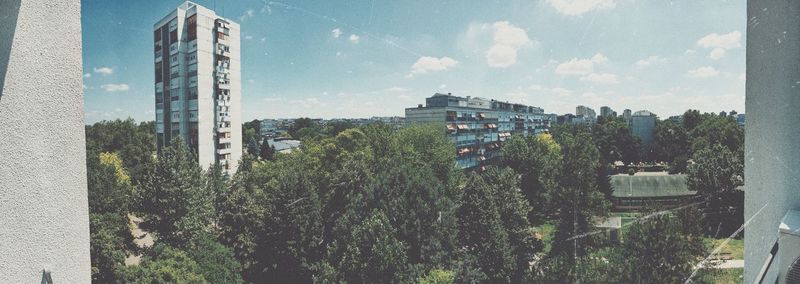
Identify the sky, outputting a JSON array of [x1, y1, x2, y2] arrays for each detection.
[[82, 0, 746, 123]]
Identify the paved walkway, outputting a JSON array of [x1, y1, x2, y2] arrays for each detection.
[[695, 259, 744, 270]]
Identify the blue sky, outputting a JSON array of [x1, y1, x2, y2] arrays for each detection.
[[82, 0, 745, 123]]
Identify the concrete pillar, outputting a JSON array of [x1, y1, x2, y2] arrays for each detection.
[[0, 0, 90, 282], [745, 0, 800, 282]]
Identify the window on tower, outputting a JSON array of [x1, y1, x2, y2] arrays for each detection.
[[187, 15, 197, 41]]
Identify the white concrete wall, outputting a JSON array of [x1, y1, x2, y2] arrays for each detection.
[[744, 0, 800, 282], [0, 0, 90, 282]]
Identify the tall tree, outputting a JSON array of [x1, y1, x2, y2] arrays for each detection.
[[120, 245, 206, 283], [687, 144, 744, 235], [550, 126, 608, 270], [242, 119, 261, 146], [259, 137, 275, 161], [247, 137, 260, 156], [137, 137, 214, 248], [652, 119, 690, 164], [335, 210, 408, 282], [481, 167, 540, 282], [456, 173, 514, 283], [87, 151, 134, 283], [85, 119, 156, 184], [502, 133, 563, 224], [618, 208, 706, 283]]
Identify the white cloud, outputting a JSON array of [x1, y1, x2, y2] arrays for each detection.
[[100, 83, 129, 92], [591, 53, 608, 63], [555, 53, 607, 75], [84, 73, 91, 78], [384, 86, 408, 92], [239, 9, 255, 21], [580, 73, 618, 84], [93, 67, 113, 75], [410, 56, 458, 74], [685, 49, 696, 55], [332, 28, 342, 38], [547, 0, 616, 16], [486, 21, 533, 68], [244, 35, 253, 40], [697, 31, 742, 49], [263, 97, 283, 102], [288, 97, 325, 108], [260, 37, 266, 43], [686, 66, 719, 78], [709, 47, 726, 60], [349, 34, 360, 43], [635, 55, 666, 67]]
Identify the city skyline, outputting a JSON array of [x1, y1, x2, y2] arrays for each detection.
[[82, 0, 745, 123]]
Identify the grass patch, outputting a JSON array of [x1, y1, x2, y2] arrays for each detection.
[[534, 222, 555, 254], [695, 268, 743, 284], [704, 237, 744, 259]]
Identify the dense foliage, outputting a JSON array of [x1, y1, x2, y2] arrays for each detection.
[[86, 111, 743, 282]]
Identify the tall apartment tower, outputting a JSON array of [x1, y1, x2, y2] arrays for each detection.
[[153, 1, 242, 174]]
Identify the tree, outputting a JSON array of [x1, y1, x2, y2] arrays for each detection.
[[456, 173, 514, 283], [85, 119, 156, 184], [87, 150, 134, 283], [216, 158, 271, 282], [652, 119, 690, 164], [502, 133, 562, 224], [592, 116, 641, 165], [687, 144, 744, 235], [335, 210, 408, 282], [689, 114, 743, 154], [242, 119, 261, 146], [247, 137, 260, 157], [480, 168, 540, 282], [618, 208, 706, 283], [137, 137, 214, 248], [549, 126, 608, 271], [186, 232, 243, 283], [259, 137, 275, 161], [258, 154, 324, 282], [682, 109, 702, 132], [418, 269, 455, 284], [120, 245, 206, 283]]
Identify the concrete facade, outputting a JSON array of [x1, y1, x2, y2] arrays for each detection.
[[0, 0, 90, 282], [630, 110, 656, 147], [406, 93, 551, 169], [744, 0, 800, 282], [154, 1, 242, 175]]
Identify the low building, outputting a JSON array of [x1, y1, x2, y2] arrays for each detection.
[[610, 174, 698, 211], [267, 138, 302, 154], [405, 93, 551, 169]]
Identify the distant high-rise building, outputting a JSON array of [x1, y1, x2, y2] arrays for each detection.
[[153, 1, 242, 174], [631, 110, 657, 147], [623, 109, 632, 123], [405, 93, 551, 169], [576, 105, 597, 124], [600, 106, 615, 118], [737, 113, 745, 126]]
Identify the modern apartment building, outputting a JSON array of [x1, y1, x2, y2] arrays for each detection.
[[153, 1, 242, 174], [630, 110, 656, 147], [405, 93, 551, 169], [576, 105, 597, 124], [600, 106, 616, 118]]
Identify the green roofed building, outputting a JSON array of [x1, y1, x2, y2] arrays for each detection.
[[610, 174, 698, 211]]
